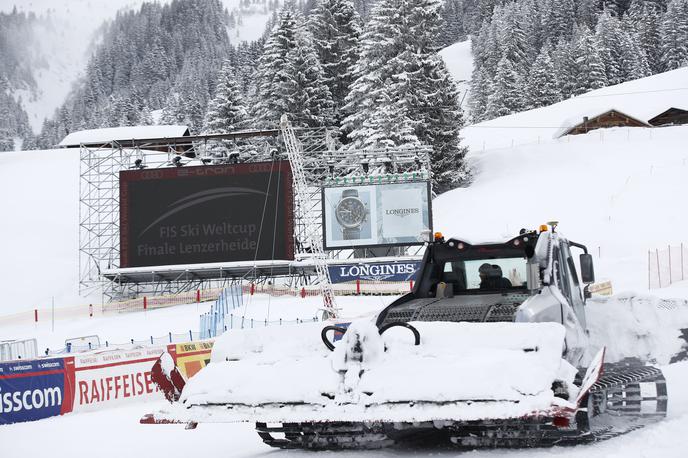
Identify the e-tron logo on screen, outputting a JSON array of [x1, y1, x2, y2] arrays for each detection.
[[120, 162, 294, 267]]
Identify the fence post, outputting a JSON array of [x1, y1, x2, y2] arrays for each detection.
[[143, 296, 148, 310], [89, 304, 93, 318], [300, 287, 306, 298], [250, 283, 255, 296], [196, 289, 201, 303], [169, 332, 172, 343], [410, 280, 414, 291], [356, 279, 361, 295], [682, 243, 685, 281], [656, 248, 661, 287], [669, 245, 672, 285], [648, 250, 651, 290], [189, 330, 193, 341], [34, 309, 38, 323], [150, 336, 154, 345]]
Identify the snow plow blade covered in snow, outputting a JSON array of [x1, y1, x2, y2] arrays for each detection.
[[146, 224, 668, 449]]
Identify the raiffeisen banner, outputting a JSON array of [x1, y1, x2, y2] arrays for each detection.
[[71, 346, 166, 412], [328, 260, 422, 283], [0, 358, 73, 424], [322, 181, 432, 249]]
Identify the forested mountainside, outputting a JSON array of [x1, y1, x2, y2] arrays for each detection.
[[469, 0, 688, 121], [2, 0, 688, 192], [0, 8, 45, 150]]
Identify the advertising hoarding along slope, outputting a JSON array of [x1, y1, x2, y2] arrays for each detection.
[[322, 181, 432, 250], [120, 161, 294, 268]]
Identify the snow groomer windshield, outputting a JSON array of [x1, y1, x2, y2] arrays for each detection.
[[416, 233, 538, 298]]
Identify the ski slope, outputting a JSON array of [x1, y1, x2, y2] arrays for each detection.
[[439, 39, 473, 111]]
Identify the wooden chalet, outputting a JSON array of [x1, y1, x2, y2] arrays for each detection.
[[560, 109, 650, 137], [647, 107, 688, 127]]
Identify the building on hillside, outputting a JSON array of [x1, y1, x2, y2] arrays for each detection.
[[648, 108, 688, 127], [556, 105, 688, 138], [59, 125, 192, 154], [557, 109, 650, 137]]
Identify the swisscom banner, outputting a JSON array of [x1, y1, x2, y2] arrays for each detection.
[[120, 162, 294, 267], [0, 358, 74, 424], [322, 181, 432, 249]]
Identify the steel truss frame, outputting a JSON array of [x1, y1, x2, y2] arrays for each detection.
[[77, 127, 431, 301]]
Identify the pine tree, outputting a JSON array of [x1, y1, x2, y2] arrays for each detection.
[[421, 59, 470, 192], [551, 39, 577, 99], [280, 25, 335, 127], [308, 0, 362, 123], [203, 61, 248, 133], [485, 55, 522, 119], [343, 0, 468, 190], [468, 65, 491, 122], [624, 1, 663, 73], [660, 0, 688, 70], [595, 10, 625, 85], [526, 43, 561, 109], [542, 0, 576, 43], [572, 28, 608, 95]]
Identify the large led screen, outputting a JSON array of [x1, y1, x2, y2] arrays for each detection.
[[120, 161, 293, 268], [322, 181, 432, 249]]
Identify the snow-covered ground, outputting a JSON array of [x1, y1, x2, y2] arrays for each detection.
[[0, 294, 392, 352], [439, 39, 473, 111], [3, 361, 688, 458]]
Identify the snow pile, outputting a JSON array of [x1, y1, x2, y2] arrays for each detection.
[[176, 319, 573, 423], [587, 293, 688, 365]]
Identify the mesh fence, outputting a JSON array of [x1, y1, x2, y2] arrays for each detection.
[[1, 280, 411, 327], [648, 244, 688, 289]]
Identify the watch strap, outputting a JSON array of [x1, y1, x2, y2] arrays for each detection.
[[343, 227, 360, 240]]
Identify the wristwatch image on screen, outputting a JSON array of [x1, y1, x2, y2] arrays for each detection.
[[334, 189, 369, 240]]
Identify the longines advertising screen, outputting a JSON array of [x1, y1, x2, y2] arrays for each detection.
[[322, 181, 432, 249], [120, 161, 294, 268]]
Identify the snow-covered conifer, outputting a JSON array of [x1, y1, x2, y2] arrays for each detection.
[[308, 0, 362, 121], [203, 61, 248, 133], [485, 55, 523, 119], [660, 0, 688, 70], [526, 43, 561, 109], [572, 29, 608, 95]]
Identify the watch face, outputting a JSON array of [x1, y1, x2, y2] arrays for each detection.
[[335, 197, 367, 228]]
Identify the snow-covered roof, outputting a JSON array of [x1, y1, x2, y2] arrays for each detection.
[[554, 107, 652, 139], [59, 125, 190, 147]]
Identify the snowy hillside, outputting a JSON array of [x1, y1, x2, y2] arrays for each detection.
[[434, 69, 688, 293], [439, 39, 473, 111], [462, 67, 688, 151]]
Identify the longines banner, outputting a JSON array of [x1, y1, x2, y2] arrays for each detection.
[[322, 181, 432, 249], [120, 162, 294, 268], [328, 260, 422, 283]]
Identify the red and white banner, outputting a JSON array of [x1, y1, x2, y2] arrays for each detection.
[[71, 346, 167, 412]]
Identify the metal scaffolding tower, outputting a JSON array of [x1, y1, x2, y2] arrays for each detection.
[[74, 124, 431, 301]]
